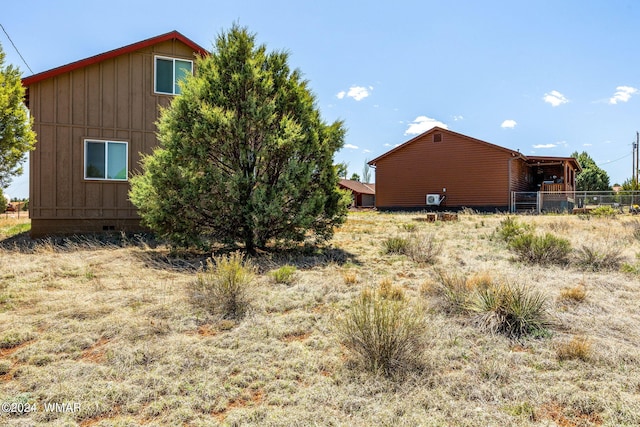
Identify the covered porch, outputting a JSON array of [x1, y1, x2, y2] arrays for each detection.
[[525, 156, 581, 193]]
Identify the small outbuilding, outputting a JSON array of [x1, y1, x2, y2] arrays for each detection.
[[338, 179, 376, 208]]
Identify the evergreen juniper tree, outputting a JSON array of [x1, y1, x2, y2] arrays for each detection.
[[130, 25, 350, 252], [571, 151, 610, 191]]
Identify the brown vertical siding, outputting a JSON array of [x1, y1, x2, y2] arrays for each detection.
[[29, 39, 199, 236], [372, 129, 519, 210]]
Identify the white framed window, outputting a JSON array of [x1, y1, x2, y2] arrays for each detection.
[[154, 56, 193, 95], [84, 140, 128, 181]]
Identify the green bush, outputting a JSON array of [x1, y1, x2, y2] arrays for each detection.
[[270, 265, 297, 284], [401, 223, 417, 232], [468, 283, 551, 339], [590, 205, 617, 216], [339, 283, 426, 377], [190, 252, 256, 320], [496, 216, 531, 243], [508, 232, 571, 265], [574, 244, 623, 271], [382, 236, 410, 255]]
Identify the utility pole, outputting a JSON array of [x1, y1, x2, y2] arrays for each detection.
[[632, 136, 637, 207], [636, 131, 639, 188]]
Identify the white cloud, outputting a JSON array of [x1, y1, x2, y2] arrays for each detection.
[[453, 115, 464, 121], [337, 85, 372, 101], [362, 149, 372, 153], [501, 119, 517, 129], [608, 86, 638, 104], [583, 143, 592, 147], [404, 116, 448, 135], [543, 90, 569, 107], [343, 144, 359, 150], [533, 143, 557, 149], [384, 143, 392, 147]]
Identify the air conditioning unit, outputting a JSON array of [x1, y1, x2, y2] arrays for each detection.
[[426, 194, 441, 206]]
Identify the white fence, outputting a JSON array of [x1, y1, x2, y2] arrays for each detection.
[[510, 191, 640, 213]]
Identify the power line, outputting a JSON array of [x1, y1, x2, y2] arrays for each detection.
[[0, 23, 33, 74], [598, 152, 632, 166]]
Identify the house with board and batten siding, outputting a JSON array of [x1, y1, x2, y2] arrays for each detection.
[[22, 31, 207, 237], [368, 127, 580, 212]]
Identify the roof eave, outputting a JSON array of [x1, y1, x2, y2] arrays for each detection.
[[367, 126, 521, 166], [22, 30, 207, 87]]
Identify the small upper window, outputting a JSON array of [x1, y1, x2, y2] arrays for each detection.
[[155, 56, 193, 95], [85, 140, 128, 181], [433, 133, 442, 143]]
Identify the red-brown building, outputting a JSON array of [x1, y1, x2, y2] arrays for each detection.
[[338, 179, 375, 207], [22, 31, 207, 236], [368, 127, 580, 211]]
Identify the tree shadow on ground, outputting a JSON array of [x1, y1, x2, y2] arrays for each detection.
[[0, 231, 361, 274], [137, 245, 361, 274]]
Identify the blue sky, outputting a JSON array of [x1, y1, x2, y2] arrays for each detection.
[[2, 0, 640, 198]]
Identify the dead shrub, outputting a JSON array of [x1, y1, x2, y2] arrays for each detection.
[[574, 244, 624, 271], [405, 233, 442, 265]]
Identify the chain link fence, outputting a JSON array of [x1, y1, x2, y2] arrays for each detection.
[[511, 191, 640, 214]]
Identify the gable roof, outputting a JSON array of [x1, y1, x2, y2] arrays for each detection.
[[22, 31, 208, 87], [339, 179, 375, 195], [367, 126, 581, 171], [367, 127, 521, 166]]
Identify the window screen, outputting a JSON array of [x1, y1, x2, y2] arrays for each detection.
[[174, 60, 192, 94], [107, 142, 127, 180]]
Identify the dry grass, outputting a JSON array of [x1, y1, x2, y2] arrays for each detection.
[[1, 213, 640, 425], [556, 336, 592, 361], [559, 283, 588, 303]]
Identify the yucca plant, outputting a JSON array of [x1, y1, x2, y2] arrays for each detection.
[[339, 283, 426, 377], [468, 283, 551, 339]]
